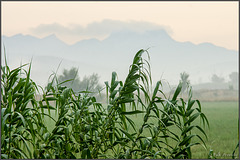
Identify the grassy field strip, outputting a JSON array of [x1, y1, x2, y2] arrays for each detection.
[[191, 101, 239, 159]]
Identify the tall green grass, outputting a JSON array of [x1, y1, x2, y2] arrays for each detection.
[[1, 49, 216, 159]]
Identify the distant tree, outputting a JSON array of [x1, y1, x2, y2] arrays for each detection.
[[229, 72, 238, 90], [58, 67, 81, 92], [58, 67, 102, 93], [180, 72, 190, 92], [211, 74, 225, 83], [228, 84, 234, 90], [79, 73, 102, 92], [229, 72, 238, 84]]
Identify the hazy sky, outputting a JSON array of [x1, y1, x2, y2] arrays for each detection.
[[2, 1, 239, 51]]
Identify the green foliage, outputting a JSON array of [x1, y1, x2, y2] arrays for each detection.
[[1, 49, 211, 159], [1, 60, 45, 159]]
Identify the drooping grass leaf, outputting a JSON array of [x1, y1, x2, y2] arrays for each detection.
[[179, 135, 195, 146], [172, 82, 182, 101], [120, 110, 145, 115]]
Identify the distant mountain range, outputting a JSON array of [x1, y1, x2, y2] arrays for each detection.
[[1, 29, 238, 88]]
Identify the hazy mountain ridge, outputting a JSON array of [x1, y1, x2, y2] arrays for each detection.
[[1, 29, 238, 87]]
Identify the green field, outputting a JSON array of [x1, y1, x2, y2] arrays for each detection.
[[44, 101, 239, 159], [191, 101, 239, 159], [129, 101, 239, 159]]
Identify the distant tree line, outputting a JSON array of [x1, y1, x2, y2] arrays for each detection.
[[211, 72, 238, 90], [178, 71, 238, 91], [58, 67, 102, 93], [58, 68, 238, 94]]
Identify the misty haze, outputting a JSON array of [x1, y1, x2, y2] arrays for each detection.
[[1, 25, 238, 100], [1, 2, 238, 159]]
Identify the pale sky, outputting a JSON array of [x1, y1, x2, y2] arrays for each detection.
[[1, 1, 239, 51]]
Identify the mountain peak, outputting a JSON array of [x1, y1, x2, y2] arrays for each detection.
[[12, 33, 24, 37], [40, 34, 67, 46], [42, 34, 57, 40], [3, 34, 38, 40]]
